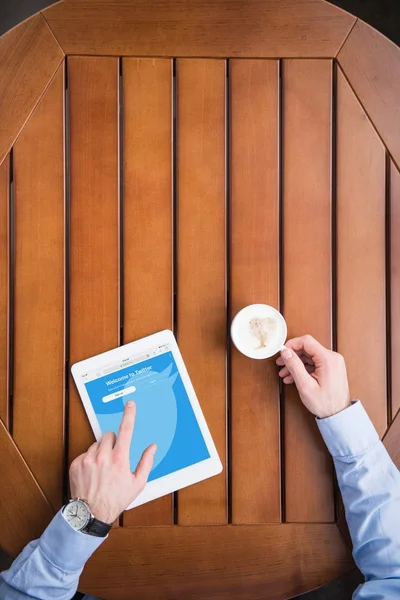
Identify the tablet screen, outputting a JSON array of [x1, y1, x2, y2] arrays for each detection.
[[80, 342, 210, 481]]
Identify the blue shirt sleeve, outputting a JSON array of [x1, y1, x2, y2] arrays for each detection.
[[317, 401, 400, 599], [0, 511, 105, 600]]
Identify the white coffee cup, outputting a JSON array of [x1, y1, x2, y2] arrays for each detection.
[[231, 304, 287, 359]]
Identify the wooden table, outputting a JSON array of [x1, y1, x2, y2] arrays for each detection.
[[1, 1, 400, 598]]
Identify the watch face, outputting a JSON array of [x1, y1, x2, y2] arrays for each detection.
[[64, 500, 91, 531]]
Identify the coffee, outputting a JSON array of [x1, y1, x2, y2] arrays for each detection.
[[249, 317, 278, 349], [231, 304, 287, 359]]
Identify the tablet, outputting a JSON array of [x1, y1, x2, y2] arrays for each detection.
[[71, 330, 222, 508]]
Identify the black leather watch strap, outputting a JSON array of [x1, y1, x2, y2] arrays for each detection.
[[82, 518, 112, 537]]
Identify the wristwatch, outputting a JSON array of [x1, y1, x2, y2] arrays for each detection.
[[62, 498, 112, 537]]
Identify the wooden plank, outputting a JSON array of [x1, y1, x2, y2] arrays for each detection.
[[176, 59, 227, 525], [0, 156, 9, 428], [43, 0, 355, 58], [0, 418, 54, 557], [383, 406, 400, 469], [336, 68, 387, 436], [122, 58, 173, 526], [391, 162, 400, 419], [338, 20, 400, 170], [230, 59, 280, 524], [0, 14, 64, 165], [12, 65, 65, 511], [283, 60, 334, 523], [80, 523, 352, 600], [68, 57, 119, 463]]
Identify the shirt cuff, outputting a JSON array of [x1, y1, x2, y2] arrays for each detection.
[[316, 401, 379, 458], [39, 510, 106, 573]]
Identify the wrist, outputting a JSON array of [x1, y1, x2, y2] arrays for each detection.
[[69, 492, 115, 524], [316, 399, 352, 420], [88, 498, 118, 524], [90, 506, 115, 524]]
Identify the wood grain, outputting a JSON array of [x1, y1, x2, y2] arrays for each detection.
[[13, 65, 65, 511], [336, 68, 387, 436], [383, 406, 400, 469], [42, 0, 355, 58], [69, 57, 119, 462], [0, 156, 9, 428], [80, 523, 352, 600], [176, 59, 227, 525], [0, 418, 54, 557], [338, 20, 400, 170], [391, 162, 400, 419], [283, 60, 334, 522], [122, 58, 173, 526], [230, 59, 280, 524], [0, 14, 64, 165]]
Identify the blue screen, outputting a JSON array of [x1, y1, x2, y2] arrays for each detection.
[[84, 351, 210, 481]]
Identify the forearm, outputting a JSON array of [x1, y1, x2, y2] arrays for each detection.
[[318, 402, 400, 583], [0, 511, 105, 600]]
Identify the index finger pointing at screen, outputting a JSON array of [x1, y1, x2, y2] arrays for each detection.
[[115, 401, 136, 456]]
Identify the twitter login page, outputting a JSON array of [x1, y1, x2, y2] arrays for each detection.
[[83, 345, 210, 481]]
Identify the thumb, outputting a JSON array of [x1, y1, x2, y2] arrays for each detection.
[[280, 347, 311, 392]]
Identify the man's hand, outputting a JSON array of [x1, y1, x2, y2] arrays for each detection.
[[276, 335, 351, 419], [69, 401, 157, 523]]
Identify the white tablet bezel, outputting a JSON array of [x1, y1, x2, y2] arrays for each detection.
[[71, 329, 222, 508]]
